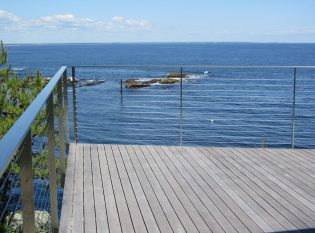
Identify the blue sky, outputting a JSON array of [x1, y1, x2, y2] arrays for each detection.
[[0, 0, 315, 43]]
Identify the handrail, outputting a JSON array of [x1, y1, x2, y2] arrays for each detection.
[[0, 65, 68, 232], [0, 66, 66, 177]]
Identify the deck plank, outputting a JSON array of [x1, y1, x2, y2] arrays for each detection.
[[271, 149, 315, 180], [171, 146, 259, 233], [122, 145, 177, 233], [111, 144, 148, 233], [219, 147, 315, 225], [297, 149, 315, 163], [83, 144, 97, 233], [60, 144, 315, 233], [157, 145, 238, 233], [210, 147, 304, 230], [166, 146, 250, 233], [116, 145, 161, 233], [104, 144, 135, 233], [59, 143, 76, 233], [285, 149, 315, 166], [235, 148, 315, 207], [254, 149, 315, 189], [145, 145, 216, 233], [231, 148, 315, 212], [72, 143, 84, 233], [98, 144, 122, 233], [184, 146, 275, 232], [201, 147, 288, 231], [90, 144, 109, 233], [248, 148, 315, 195], [132, 145, 198, 232]]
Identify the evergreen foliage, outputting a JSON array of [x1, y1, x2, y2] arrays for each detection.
[[0, 41, 57, 232], [0, 42, 48, 139]]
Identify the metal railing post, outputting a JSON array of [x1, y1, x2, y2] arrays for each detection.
[[180, 67, 183, 146], [63, 70, 70, 152], [72, 66, 78, 143], [120, 79, 123, 96], [46, 94, 59, 233], [18, 130, 35, 233], [291, 68, 297, 149], [57, 79, 66, 187]]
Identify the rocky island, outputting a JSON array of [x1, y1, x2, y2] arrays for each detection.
[[125, 72, 189, 88]]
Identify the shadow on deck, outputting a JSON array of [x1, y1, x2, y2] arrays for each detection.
[[59, 144, 315, 233]]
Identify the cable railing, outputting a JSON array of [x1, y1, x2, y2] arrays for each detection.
[[71, 65, 315, 148], [1, 64, 315, 232], [0, 66, 69, 233]]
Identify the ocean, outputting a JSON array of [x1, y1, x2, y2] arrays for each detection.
[[6, 43, 315, 148]]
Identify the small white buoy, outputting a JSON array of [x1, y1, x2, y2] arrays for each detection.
[[204, 71, 209, 74], [210, 119, 214, 125]]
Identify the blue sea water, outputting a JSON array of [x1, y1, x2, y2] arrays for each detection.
[[6, 43, 315, 148]]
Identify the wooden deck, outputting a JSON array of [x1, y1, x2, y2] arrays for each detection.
[[59, 144, 315, 233]]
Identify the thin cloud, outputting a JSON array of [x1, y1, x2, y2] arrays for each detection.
[[111, 16, 150, 29], [112, 16, 125, 24], [126, 19, 150, 28], [0, 10, 20, 22], [31, 14, 95, 28], [0, 10, 151, 31]]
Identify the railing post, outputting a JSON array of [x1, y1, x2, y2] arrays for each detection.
[[120, 79, 123, 96], [63, 70, 70, 152], [18, 130, 35, 233], [291, 68, 297, 149], [72, 66, 78, 143], [46, 94, 59, 233], [180, 67, 183, 146], [57, 79, 66, 187]]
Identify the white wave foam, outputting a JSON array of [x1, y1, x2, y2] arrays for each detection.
[[187, 74, 208, 79], [151, 82, 161, 86], [137, 78, 151, 82], [12, 67, 25, 71]]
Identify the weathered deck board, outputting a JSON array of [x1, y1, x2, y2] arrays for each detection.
[[59, 141, 76, 233], [71, 143, 84, 233], [60, 144, 315, 233], [122, 145, 177, 233], [210, 147, 309, 229], [116, 145, 160, 233], [91, 144, 108, 232], [132, 145, 199, 233], [167, 146, 254, 233], [150, 145, 227, 233], [83, 144, 97, 233], [218, 147, 315, 227], [105, 144, 135, 233], [98, 144, 121, 233]]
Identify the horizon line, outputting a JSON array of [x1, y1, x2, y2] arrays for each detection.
[[5, 41, 315, 45]]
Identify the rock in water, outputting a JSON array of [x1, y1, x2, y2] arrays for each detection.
[[125, 79, 160, 88], [125, 73, 190, 88], [125, 79, 150, 88], [159, 78, 180, 84], [166, 73, 188, 78]]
